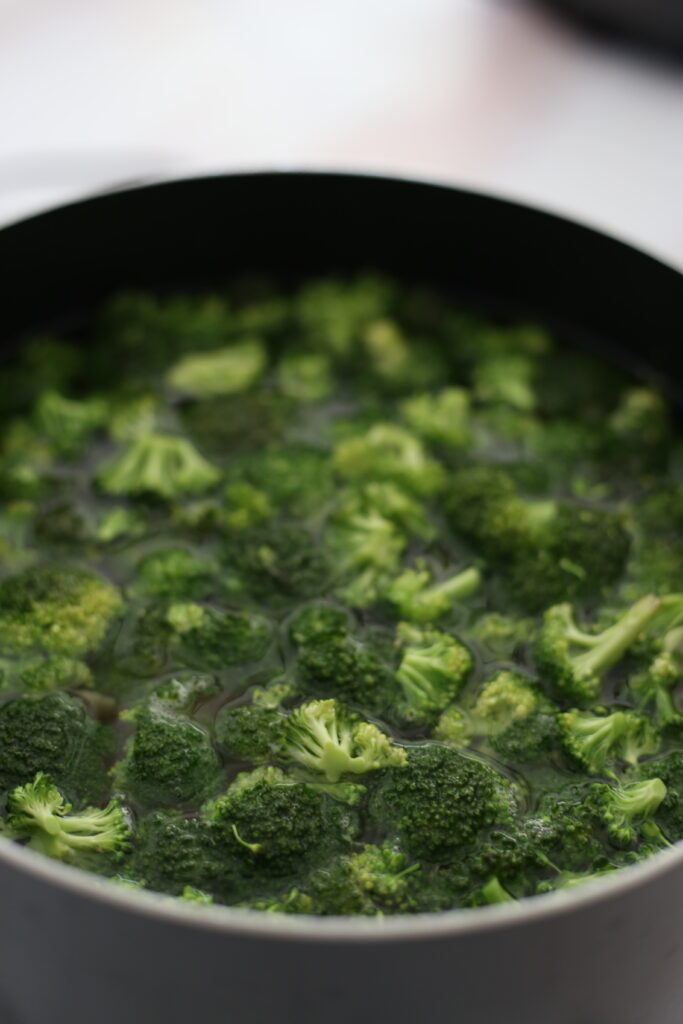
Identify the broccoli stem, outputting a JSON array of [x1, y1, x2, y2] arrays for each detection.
[[426, 567, 481, 605], [573, 595, 661, 678]]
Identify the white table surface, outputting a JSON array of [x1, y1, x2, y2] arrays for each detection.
[[1, 0, 682, 268]]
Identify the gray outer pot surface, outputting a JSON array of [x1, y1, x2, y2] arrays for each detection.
[[1, 173, 683, 1024]]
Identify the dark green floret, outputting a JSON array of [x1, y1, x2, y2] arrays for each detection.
[[165, 603, 272, 669], [131, 548, 214, 601], [296, 632, 395, 715], [0, 691, 114, 805], [370, 744, 517, 862], [225, 524, 330, 604], [129, 809, 237, 898], [214, 704, 284, 763]]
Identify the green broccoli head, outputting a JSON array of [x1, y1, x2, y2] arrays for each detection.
[[0, 564, 122, 657], [558, 709, 659, 776], [294, 275, 393, 357], [639, 752, 683, 842], [276, 351, 333, 402], [534, 596, 661, 704], [7, 771, 129, 865], [214, 704, 285, 763], [587, 778, 667, 848], [0, 691, 114, 805], [385, 566, 481, 623], [98, 433, 220, 500], [34, 390, 108, 456], [204, 766, 354, 877], [0, 654, 93, 696], [224, 525, 330, 605], [399, 387, 472, 449], [166, 603, 273, 669], [224, 445, 334, 519], [370, 744, 518, 862], [296, 632, 395, 716], [165, 339, 267, 397], [129, 809, 238, 899], [395, 623, 473, 722], [473, 352, 539, 411], [287, 603, 352, 649], [333, 424, 445, 497], [467, 613, 536, 659], [113, 706, 222, 809], [470, 670, 561, 764], [325, 505, 406, 609], [629, 651, 683, 728], [281, 699, 406, 783], [130, 548, 214, 601], [304, 843, 423, 915]]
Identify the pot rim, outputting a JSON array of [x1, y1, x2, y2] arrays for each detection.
[[2, 168, 682, 943]]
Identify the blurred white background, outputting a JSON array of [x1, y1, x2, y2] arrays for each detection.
[[1, 0, 682, 265]]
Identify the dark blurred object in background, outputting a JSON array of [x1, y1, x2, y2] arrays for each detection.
[[538, 0, 683, 56]]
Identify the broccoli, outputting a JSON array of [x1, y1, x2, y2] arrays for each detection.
[[395, 623, 473, 722], [294, 275, 393, 358], [224, 445, 334, 519], [296, 632, 395, 715], [558, 709, 659, 776], [333, 482, 435, 541], [165, 603, 272, 669], [638, 752, 683, 842], [534, 596, 661, 704], [180, 885, 214, 906], [129, 809, 237, 899], [587, 778, 667, 847], [165, 339, 267, 397], [148, 672, 221, 715], [470, 670, 561, 764], [325, 507, 406, 609], [287, 603, 352, 648], [433, 706, 471, 748], [276, 351, 333, 402], [181, 393, 293, 457], [370, 744, 517, 862], [34, 390, 108, 456], [7, 772, 129, 865], [399, 387, 472, 450], [467, 613, 536, 659], [470, 876, 516, 905], [473, 352, 539, 411], [107, 393, 159, 443], [243, 887, 316, 915], [281, 699, 406, 782], [333, 424, 445, 497], [95, 506, 147, 544], [0, 691, 114, 804], [130, 548, 214, 601], [224, 525, 330, 604], [630, 652, 683, 728], [385, 566, 481, 622], [223, 483, 273, 531], [98, 433, 220, 500], [113, 706, 222, 808], [0, 654, 93, 695], [204, 766, 354, 877], [0, 564, 122, 657], [214, 704, 284, 763], [608, 387, 670, 453], [251, 678, 298, 710], [305, 843, 423, 916]]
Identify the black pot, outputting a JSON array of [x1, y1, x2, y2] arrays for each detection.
[[0, 173, 682, 1024]]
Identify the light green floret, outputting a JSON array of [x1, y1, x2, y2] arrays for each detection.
[[180, 885, 214, 905], [6, 772, 129, 864], [385, 566, 481, 622], [276, 352, 333, 402], [327, 507, 406, 609], [35, 390, 108, 455], [332, 423, 445, 497], [98, 433, 220, 499], [558, 709, 659, 776], [395, 623, 473, 721], [282, 699, 407, 783], [223, 482, 272, 530], [165, 338, 267, 396], [400, 387, 472, 449], [534, 596, 661, 705], [630, 652, 683, 728], [472, 671, 538, 734], [433, 706, 470, 747], [591, 778, 667, 847], [472, 352, 538, 411]]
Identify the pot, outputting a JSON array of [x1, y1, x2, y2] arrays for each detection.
[[0, 172, 682, 1024]]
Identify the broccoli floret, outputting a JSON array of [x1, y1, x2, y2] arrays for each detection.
[[326, 507, 405, 609], [287, 603, 352, 648], [0, 692, 114, 804], [630, 652, 683, 728], [467, 613, 536, 658], [148, 672, 221, 715], [587, 778, 667, 847], [243, 887, 316, 914], [395, 623, 472, 722], [534, 596, 661, 704], [224, 525, 330, 604], [224, 445, 334, 519], [558, 709, 659, 776], [223, 483, 273, 531], [333, 424, 445, 497], [7, 772, 129, 865], [251, 678, 298, 710], [95, 506, 148, 544], [370, 744, 517, 862], [180, 885, 214, 905], [281, 699, 406, 783], [166, 603, 272, 669], [34, 390, 108, 456], [305, 843, 422, 916], [295, 276, 393, 357], [399, 387, 472, 450], [296, 633, 395, 715], [165, 339, 267, 397], [470, 670, 560, 764], [639, 752, 683, 842], [131, 548, 214, 601], [113, 706, 222, 808], [433, 706, 471, 747], [214, 704, 284, 763], [334, 482, 435, 542], [98, 433, 220, 500], [473, 352, 539, 411], [0, 654, 93, 695], [276, 352, 333, 402], [107, 393, 159, 443], [608, 388, 670, 452], [181, 393, 293, 457], [0, 564, 122, 657], [385, 566, 481, 622], [204, 766, 353, 877], [129, 809, 237, 899]]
